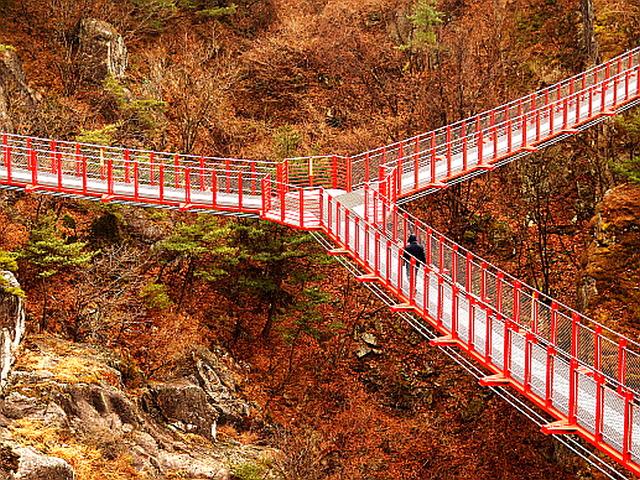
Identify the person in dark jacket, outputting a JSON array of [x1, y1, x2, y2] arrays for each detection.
[[403, 234, 426, 291]]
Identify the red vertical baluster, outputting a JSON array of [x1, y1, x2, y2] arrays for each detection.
[[124, 149, 130, 183], [331, 155, 338, 189], [601, 81, 608, 113], [436, 276, 443, 328], [251, 161, 257, 194], [594, 371, 604, 444], [199, 157, 205, 191], [174, 154, 180, 189], [238, 172, 243, 210], [149, 152, 155, 185], [397, 142, 405, 194], [623, 391, 634, 463], [550, 301, 559, 345], [545, 345, 556, 408], [513, 281, 521, 325], [299, 188, 304, 228], [414, 137, 420, 190], [496, 272, 504, 313], [212, 171, 218, 207], [346, 156, 353, 192], [451, 284, 459, 339], [75, 143, 81, 176], [50, 140, 56, 174], [31, 149, 38, 186], [82, 155, 88, 194], [503, 315, 511, 378], [446, 126, 452, 177], [485, 312, 492, 363], [549, 103, 554, 135], [480, 261, 487, 302], [423, 266, 429, 316], [225, 159, 231, 193], [133, 160, 139, 200], [185, 167, 191, 205], [524, 332, 534, 393], [468, 297, 475, 349], [365, 152, 370, 183], [57, 153, 62, 190], [461, 121, 468, 172], [159, 164, 164, 201], [451, 245, 458, 284], [618, 338, 628, 393], [430, 131, 437, 184]]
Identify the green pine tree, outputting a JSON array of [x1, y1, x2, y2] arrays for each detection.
[[20, 219, 96, 329]]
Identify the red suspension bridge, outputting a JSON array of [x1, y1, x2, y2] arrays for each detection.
[[3, 47, 640, 478]]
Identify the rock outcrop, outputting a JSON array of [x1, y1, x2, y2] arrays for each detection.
[[0, 336, 277, 480], [579, 183, 640, 334], [76, 18, 127, 82], [0, 47, 39, 131], [0, 271, 25, 393]]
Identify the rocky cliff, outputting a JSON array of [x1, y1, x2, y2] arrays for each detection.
[[579, 183, 640, 335], [0, 336, 279, 480], [0, 271, 25, 394]]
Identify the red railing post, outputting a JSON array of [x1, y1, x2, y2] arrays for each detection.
[[623, 390, 634, 463], [212, 171, 217, 207], [445, 126, 452, 177], [238, 172, 243, 210], [159, 164, 164, 201], [595, 372, 604, 444], [568, 358, 578, 424], [82, 155, 87, 194], [502, 315, 511, 378], [124, 149, 130, 183], [346, 156, 352, 192], [550, 301, 559, 345], [299, 188, 304, 228], [75, 143, 81, 176], [149, 152, 156, 185], [200, 157, 206, 191], [174, 154, 180, 189], [414, 137, 420, 190], [545, 345, 556, 408], [618, 338, 628, 393], [57, 152, 63, 190], [468, 297, 475, 349], [436, 275, 444, 328], [185, 167, 191, 205], [133, 160, 138, 200], [451, 284, 459, 339], [524, 332, 534, 393], [251, 161, 257, 194], [331, 155, 338, 189]]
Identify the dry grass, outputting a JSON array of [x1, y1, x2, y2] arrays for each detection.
[[9, 418, 148, 480], [15, 335, 120, 386]]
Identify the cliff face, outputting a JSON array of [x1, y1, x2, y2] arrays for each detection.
[[0, 271, 25, 393], [0, 336, 279, 480], [579, 183, 640, 336]]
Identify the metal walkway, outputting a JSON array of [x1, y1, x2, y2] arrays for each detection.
[[3, 47, 640, 477]]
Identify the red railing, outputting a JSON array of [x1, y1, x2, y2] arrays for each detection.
[[320, 187, 640, 475], [0, 133, 271, 214]]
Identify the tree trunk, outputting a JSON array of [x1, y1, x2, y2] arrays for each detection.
[[581, 0, 599, 66], [260, 301, 277, 340]]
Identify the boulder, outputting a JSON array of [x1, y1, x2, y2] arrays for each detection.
[[76, 19, 127, 82], [0, 271, 26, 393], [143, 380, 219, 439], [0, 48, 39, 131], [11, 447, 74, 480]]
